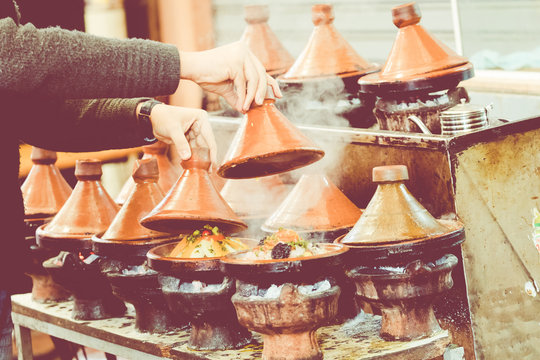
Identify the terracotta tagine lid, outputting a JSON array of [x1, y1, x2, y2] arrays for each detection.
[[141, 147, 247, 235], [241, 4, 294, 77], [341, 165, 452, 245], [116, 141, 181, 205], [217, 88, 324, 179], [358, 2, 473, 93], [220, 175, 290, 219], [97, 158, 176, 241], [21, 147, 72, 220], [279, 4, 378, 82], [36, 159, 119, 252], [262, 174, 362, 234]]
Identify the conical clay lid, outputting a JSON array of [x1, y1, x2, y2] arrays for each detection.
[[241, 4, 294, 76], [116, 141, 181, 205], [220, 175, 290, 219], [359, 2, 471, 87], [217, 90, 324, 179], [141, 147, 247, 235], [342, 165, 448, 245], [38, 159, 119, 239], [21, 147, 72, 219], [101, 158, 173, 241], [279, 4, 378, 82], [262, 174, 362, 233]]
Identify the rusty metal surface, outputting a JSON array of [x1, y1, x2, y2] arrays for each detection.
[[451, 126, 540, 360]]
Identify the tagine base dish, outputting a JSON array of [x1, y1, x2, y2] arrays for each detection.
[[12, 292, 454, 359]]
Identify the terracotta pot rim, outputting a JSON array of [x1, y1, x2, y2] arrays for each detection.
[[147, 238, 257, 265], [337, 219, 464, 246], [218, 148, 325, 179], [141, 213, 248, 235], [220, 243, 348, 265], [92, 232, 180, 245], [36, 224, 94, 241], [358, 62, 473, 92], [278, 67, 379, 83]]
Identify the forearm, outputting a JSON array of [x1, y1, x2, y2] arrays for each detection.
[[0, 18, 180, 99], [18, 97, 153, 152]]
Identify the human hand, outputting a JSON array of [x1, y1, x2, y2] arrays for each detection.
[[179, 41, 282, 113], [144, 103, 217, 165]]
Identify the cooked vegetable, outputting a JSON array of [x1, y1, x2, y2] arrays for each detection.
[[168, 225, 248, 258]]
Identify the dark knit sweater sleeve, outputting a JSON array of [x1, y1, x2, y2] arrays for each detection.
[[0, 17, 180, 99], [17, 97, 156, 152]]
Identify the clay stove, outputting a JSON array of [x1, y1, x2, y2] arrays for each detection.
[[336, 165, 465, 340], [93, 158, 181, 333], [358, 2, 474, 134], [21, 147, 71, 303], [37, 159, 125, 320], [221, 243, 348, 360], [277, 4, 380, 128]]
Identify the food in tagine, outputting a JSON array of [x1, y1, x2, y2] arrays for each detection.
[[251, 228, 327, 260], [168, 225, 249, 258]]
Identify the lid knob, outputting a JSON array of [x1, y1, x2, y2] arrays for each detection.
[[392, 2, 421, 28], [312, 4, 334, 26], [244, 4, 269, 24], [372, 165, 409, 182], [75, 159, 102, 181], [30, 147, 57, 165], [133, 158, 159, 182]]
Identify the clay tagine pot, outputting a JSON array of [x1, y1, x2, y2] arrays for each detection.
[[347, 254, 459, 340], [116, 141, 181, 205], [147, 240, 254, 350], [262, 174, 362, 242], [217, 88, 324, 179], [358, 2, 474, 95], [241, 4, 294, 77], [336, 165, 465, 265], [93, 158, 180, 333], [21, 147, 72, 303], [220, 175, 291, 237], [141, 147, 247, 235], [221, 243, 348, 360], [335, 165, 464, 340], [36, 159, 125, 320], [276, 4, 380, 129]]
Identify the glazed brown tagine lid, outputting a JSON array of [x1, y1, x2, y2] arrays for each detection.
[[358, 2, 474, 94], [146, 228, 256, 350], [21, 147, 72, 225], [116, 141, 181, 205], [92, 158, 179, 262], [141, 146, 247, 235], [217, 88, 324, 179], [241, 4, 294, 77], [36, 159, 119, 252], [262, 174, 362, 241], [278, 4, 379, 83], [336, 165, 465, 264]]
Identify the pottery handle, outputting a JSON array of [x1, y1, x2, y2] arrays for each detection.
[[408, 115, 432, 134]]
